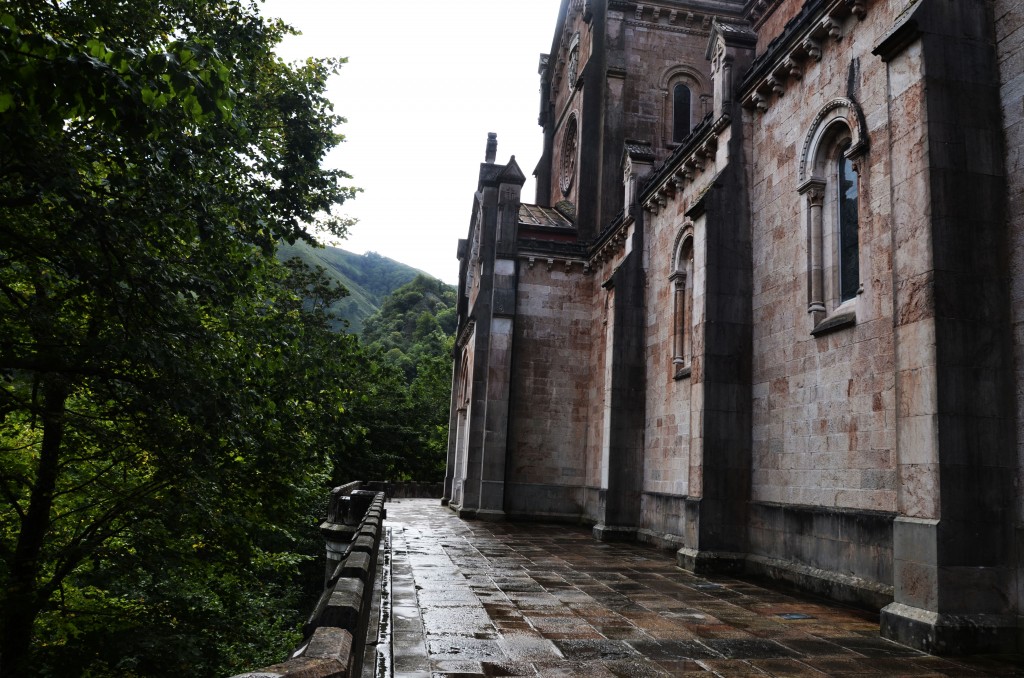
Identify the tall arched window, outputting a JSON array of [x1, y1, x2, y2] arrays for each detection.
[[798, 99, 867, 333], [837, 146, 859, 303], [671, 229, 694, 378], [673, 84, 692, 143]]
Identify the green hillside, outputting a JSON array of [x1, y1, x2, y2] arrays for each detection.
[[276, 241, 432, 333]]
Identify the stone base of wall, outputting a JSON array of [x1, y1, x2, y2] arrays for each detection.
[[493, 488, 898, 611], [748, 501, 895, 602], [593, 524, 637, 542], [744, 553, 892, 610], [676, 547, 747, 575], [503, 482, 588, 521], [881, 603, 1019, 655], [637, 492, 697, 550]]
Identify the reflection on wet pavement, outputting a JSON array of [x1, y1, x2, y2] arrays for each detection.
[[383, 499, 1024, 677]]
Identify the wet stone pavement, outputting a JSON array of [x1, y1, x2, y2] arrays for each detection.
[[382, 499, 1024, 677]]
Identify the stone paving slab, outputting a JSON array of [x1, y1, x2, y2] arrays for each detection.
[[384, 499, 1024, 677]]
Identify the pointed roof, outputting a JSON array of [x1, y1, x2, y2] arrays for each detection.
[[498, 156, 527, 186]]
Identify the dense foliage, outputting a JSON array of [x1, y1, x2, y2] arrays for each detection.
[[0, 0, 370, 674], [353, 276, 458, 484]]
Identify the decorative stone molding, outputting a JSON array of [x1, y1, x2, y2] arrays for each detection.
[[785, 58, 803, 80], [797, 97, 868, 184], [625, 3, 714, 36], [742, 0, 869, 113], [456, 320, 476, 348], [671, 221, 695, 266], [592, 225, 631, 263], [639, 111, 728, 217], [802, 37, 822, 61], [747, 0, 782, 27], [523, 254, 588, 274]]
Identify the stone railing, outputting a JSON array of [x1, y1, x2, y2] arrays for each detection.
[[230, 483, 386, 678]]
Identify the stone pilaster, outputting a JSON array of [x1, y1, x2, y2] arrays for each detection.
[[874, 0, 1017, 654]]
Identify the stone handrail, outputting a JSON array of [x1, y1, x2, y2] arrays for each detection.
[[230, 484, 386, 678]]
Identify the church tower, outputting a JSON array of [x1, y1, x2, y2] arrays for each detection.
[[535, 0, 743, 241]]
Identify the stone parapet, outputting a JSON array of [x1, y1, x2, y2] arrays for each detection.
[[229, 627, 354, 678], [230, 490, 386, 678]]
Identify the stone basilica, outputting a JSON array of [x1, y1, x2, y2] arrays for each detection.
[[443, 0, 1024, 654]]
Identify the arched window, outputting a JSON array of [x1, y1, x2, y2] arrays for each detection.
[[660, 67, 706, 148], [671, 228, 694, 378], [837, 147, 859, 303], [798, 99, 867, 333], [673, 83, 692, 143]]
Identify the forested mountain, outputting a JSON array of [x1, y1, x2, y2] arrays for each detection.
[[276, 241, 432, 333], [341, 276, 458, 484], [363, 275, 458, 378]]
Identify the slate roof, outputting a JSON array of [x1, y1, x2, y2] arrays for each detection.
[[519, 204, 575, 230]]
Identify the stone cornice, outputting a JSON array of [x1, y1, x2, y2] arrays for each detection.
[[589, 213, 631, 266], [456, 319, 476, 348], [626, 18, 713, 38], [637, 111, 724, 215], [517, 238, 589, 259], [522, 253, 591, 275], [744, 0, 784, 29], [516, 237, 590, 275], [612, 0, 746, 35], [740, 0, 867, 114]]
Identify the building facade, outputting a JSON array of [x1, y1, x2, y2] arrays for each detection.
[[444, 0, 1024, 654]]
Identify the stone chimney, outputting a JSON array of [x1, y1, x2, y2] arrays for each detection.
[[485, 132, 497, 164]]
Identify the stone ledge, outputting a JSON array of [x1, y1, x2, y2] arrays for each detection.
[[810, 309, 856, 336], [635, 527, 687, 551], [319, 522, 358, 543], [303, 627, 353, 663]]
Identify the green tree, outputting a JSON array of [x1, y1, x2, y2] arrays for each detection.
[[0, 0, 358, 672], [358, 276, 457, 482]]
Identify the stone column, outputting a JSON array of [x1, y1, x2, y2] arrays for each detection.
[[671, 273, 686, 368], [800, 182, 826, 316]]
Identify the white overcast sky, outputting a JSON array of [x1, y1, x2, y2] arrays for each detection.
[[258, 0, 561, 284]]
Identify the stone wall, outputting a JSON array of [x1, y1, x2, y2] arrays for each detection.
[[747, 1, 898, 515], [615, 5, 713, 162], [505, 262, 594, 519]]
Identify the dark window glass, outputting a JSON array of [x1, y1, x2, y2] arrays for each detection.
[[673, 84, 691, 143], [838, 151, 859, 302]]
